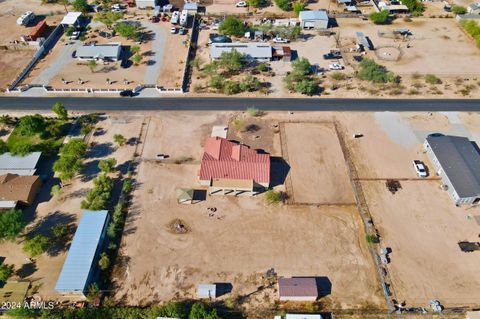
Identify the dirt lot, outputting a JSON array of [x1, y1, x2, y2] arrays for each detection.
[[112, 113, 383, 309], [283, 122, 355, 204], [340, 112, 480, 307], [337, 18, 480, 77], [0, 50, 34, 89], [0, 114, 143, 300]]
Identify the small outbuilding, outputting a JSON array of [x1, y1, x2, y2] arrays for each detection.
[[60, 11, 82, 26], [176, 188, 194, 204], [278, 277, 318, 301], [55, 210, 109, 298], [299, 10, 329, 29], [273, 46, 292, 61], [197, 284, 216, 299], [286, 315, 323, 319], [183, 2, 199, 12], [136, 0, 157, 9]]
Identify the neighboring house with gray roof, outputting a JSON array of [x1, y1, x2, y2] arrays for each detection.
[[210, 43, 272, 61], [0, 152, 41, 176], [75, 43, 122, 61], [468, 2, 480, 14], [299, 10, 329, 29], [424, 135, 480, 205]]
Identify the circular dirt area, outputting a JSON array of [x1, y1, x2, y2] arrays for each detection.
[[375, 46, 402, 61], [167, 218, 191, 234]]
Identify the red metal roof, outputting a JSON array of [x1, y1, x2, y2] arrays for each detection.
[[28, 20, 48, 40], [199, 137, 270, 184]]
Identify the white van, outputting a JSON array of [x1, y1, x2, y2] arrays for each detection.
[[179, 9, 188, 26], [171, 11, 180, 24], [17, 11, 35, 26]]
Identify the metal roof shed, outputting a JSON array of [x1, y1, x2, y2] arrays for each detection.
[[286, 315, 323, 319], [60, 12, 82, 25], [55, 210, 109, 297], [197, 284, 216, 298], [0, 152, 41, 176]]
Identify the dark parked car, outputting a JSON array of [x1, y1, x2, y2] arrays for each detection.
[[119, 89, 134, 97], [323, 51, 342, 59]]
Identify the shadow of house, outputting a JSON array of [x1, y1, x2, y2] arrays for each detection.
[[315, 276, 332, 297], [270, 157, 290, 187], [214, 282, 233, 297]]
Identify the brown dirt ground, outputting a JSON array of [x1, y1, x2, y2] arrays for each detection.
[[283, 122, 355, 204], [0, 50, 34, 90], [112, 113, 383, 309]]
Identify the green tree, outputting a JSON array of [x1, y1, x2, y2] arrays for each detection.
[[52, 102, 68, 120], [53, 139, 87, 183], [9, 140, 32, 156], [17, 114, 45, 136], [112, 203, 124, 225], [0, 140, 8, 155], [115, 22, 141, 40], [292, 0, 305, 16], [130, 45, 141, 55], [247, 0, 262, 7], [95, 11, 124, 29], [51, 224, 69, 240], [86, 283, 100, 303], [402, 0, 424, 13], [72, 0, 89, 13], [274, 0, 291, 11], [189, 302, 221, 319], [295, 78, 318, 95], [246, 106, 260, 116], [98, 158, 117, 173], [0, 263, 14, 282], [50, 185, 63, 198], [452, 5, 467, 14], [219, 16, 246, 36], [23, 234, 50, 257], [98, 252, 110, 270], [122, 179, 133, 193], [369, 10, 390, 24], [218, 50, 244, 73], [132, 54, 143, 65], [257, 63, 268, 72], [113, 134, 127, 146], [81, 174, 114, 210]]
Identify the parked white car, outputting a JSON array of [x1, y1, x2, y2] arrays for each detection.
[[69, 31, 80, 40], [329, 63, 344, 70], [412, 160, 427, 177], [273, 36, 289, 43], [170, 26, 177, 33], [236, 1, 247, 7]]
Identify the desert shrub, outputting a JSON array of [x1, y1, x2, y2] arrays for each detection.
[[369, 10, 390, 24], [452, 5, 467, 14], [357, 58, 400, 83], [425, 74, 442, 85]]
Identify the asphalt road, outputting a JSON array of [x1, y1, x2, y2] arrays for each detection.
[[0, 96, 479, 111]]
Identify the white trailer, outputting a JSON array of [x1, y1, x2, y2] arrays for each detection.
[[180, 9, 188, 26], [171, 11, 180, 24], [17, 11, 35, 26]]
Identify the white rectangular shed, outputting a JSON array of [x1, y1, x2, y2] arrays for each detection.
[[197, 284, 216, 298]]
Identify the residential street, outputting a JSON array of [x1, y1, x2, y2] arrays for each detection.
[[0, 97, 479, 111]]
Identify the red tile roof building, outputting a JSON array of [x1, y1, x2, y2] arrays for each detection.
[[199, 137, 270, 188]]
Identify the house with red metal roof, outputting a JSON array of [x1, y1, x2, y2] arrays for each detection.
[[199, 137, 270, 196]]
